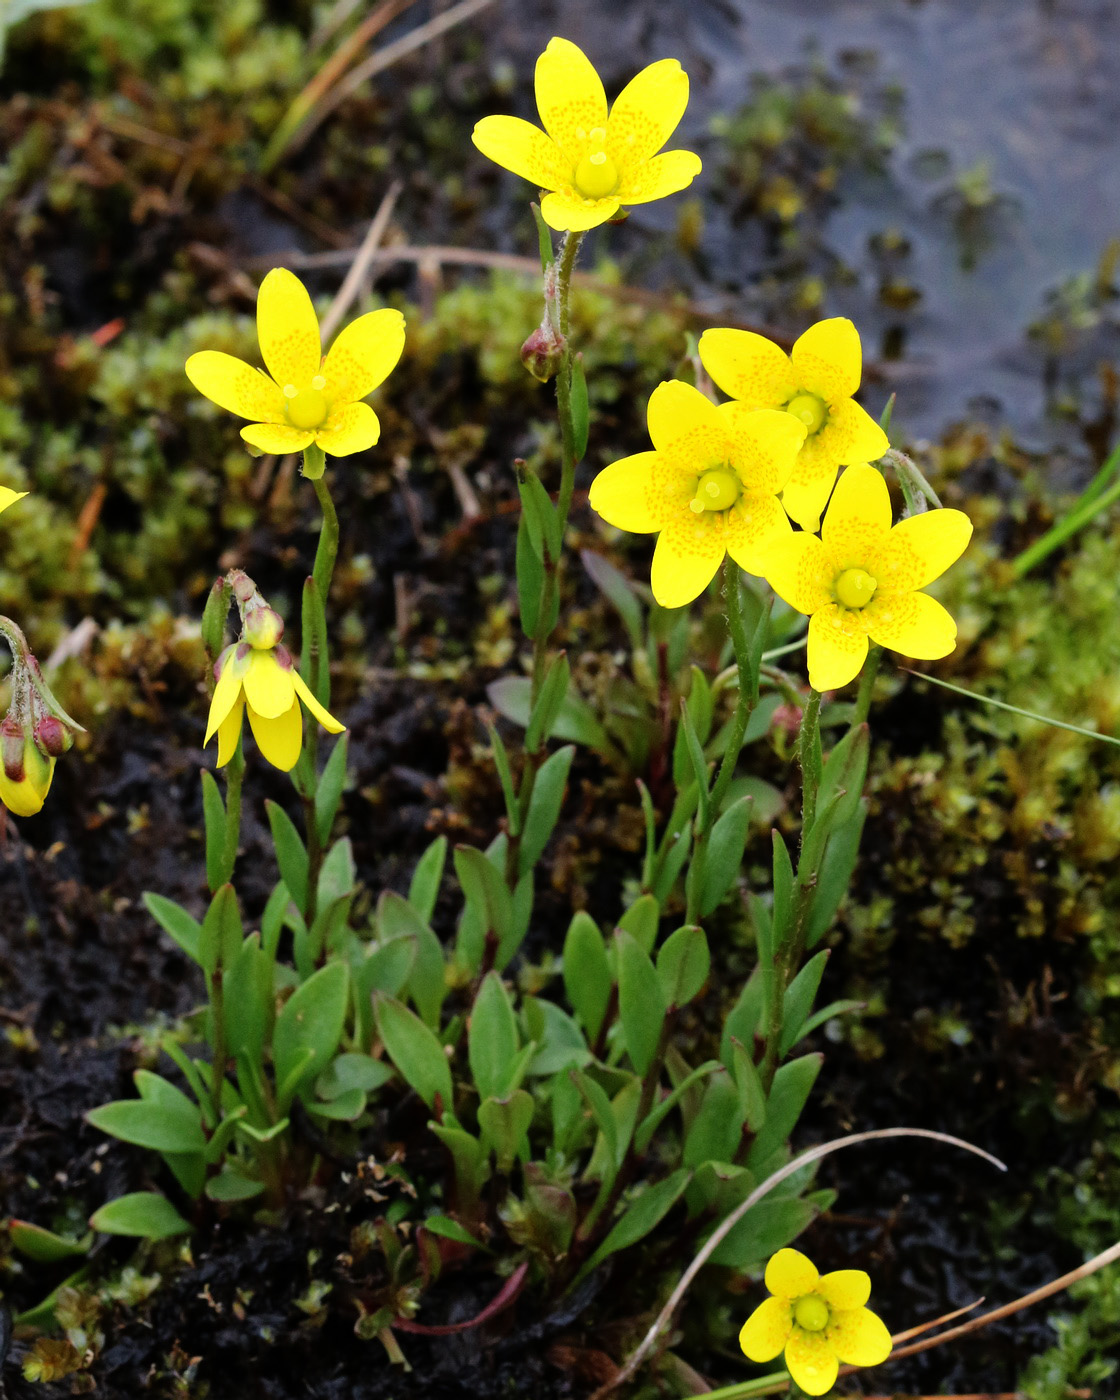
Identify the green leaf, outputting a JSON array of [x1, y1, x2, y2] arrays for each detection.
[[575, 1167, 691, 1282], [656, 925, 710, 1009], [581, 550, 643, 651], [201, 768, 228, 893], [707, 1194, 819, 1268], [300, 574, 330, 707], [515, 511, 547, 639], [789, 998, 863, 1047], [316, 1051, 394, 1100], [469, 972, 520, 1101], [454, 845, 513, 949], [771, 830, 794, 951], [617, 893, 660, 956], [572, 1069, 619, 1170], [683, 1069, 744, 1167], [530, 201, 553, 273], [699, 795, 752, 917], [317, 838, 356, 908], [517, 464, 562, 563], [306, 1086, 366, 1120], [374, 993, 453, 1112], [376, 890, 445, 1025], [8, 1220, 90, 1262], [520, 744, 574, 874], [815, 724, 869, 834], [729, 1036, 767, 1133], [634, 1059, 720, 1154], [272, 961, 350, 1111], [89, 1193, 191, 1240], [526, 652, 571, 753], [266, 801, 310, 914], [806, 805, 866, 948], [87, 1097, 205, 1154], [205, 1170, 266, 1202], [747, 1054, 822, 1170], [570, 353, 590, 462], [315, 733, 350, 846], [421, 1213, 489, 1250], [198, 882, 243, 978], [720, 970, 765, 1070], [677, 698, 710, 830], [430, 1123, 488, 1215], [488, 722, 521, 836], [143, 892, 202, 965], [408, 836, 447, 925], [779, 951, 830, 1057], [488, 675, 610, 751], [357, 933, 417, 1005], [223, 933, 271, 1063], [651, 826, 691, 907], [673, 666, 714, 789], [525, 997, 590, 1075], [478, 1090, 534, 1172], [562, 911, 612, 1042], [615, 930, 667, 1076]]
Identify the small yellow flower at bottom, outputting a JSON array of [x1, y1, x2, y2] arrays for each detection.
[[740, 1247, 892, 1396], [0, 735, 54, 817], [765, 464, 972, 691], [185, 267, 405, 459], [588, 380, 807, 608], [205, 639, 344, 774]]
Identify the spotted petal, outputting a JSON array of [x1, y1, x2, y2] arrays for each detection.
[[243, 650, 296, 720], [647, 379, 724, 455], [471, 114, 570, 191], [241, 423, 316, 454], [589, 452, 664, 532], [607, 58, 690, 166], [822, 464, 893, 565], [323, 308, 405, 404], [651, 516, 725, 608], [738, 1296, 793, 1363], [535, 37, 607, 157], [875, 509, 973, 591], [765, 531, 832, 616], [618, 149, 702, 204], [205, 649, 248, 743], [817, 1269, 871, 1311], [791, 317, 864, 402], [826, 1305, 893, 1366], [722, 403, 807, 495], [765, 1248, 820, 1299], [216, 697, 246, 767], [863, 590, 958, 660], [540, 189, 620, 231], [807, 604, 870, 691], [315, 401, 380, 456], [784, 1327, 839, 1397], [698, 329, 797, 410], [247, 697, 303, 772], [257, 267, 321, 391], [725, 492, 794, 576], [185, 352, 287, 423], [292, 670, 346, 735]]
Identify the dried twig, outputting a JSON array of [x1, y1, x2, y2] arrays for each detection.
[[319, 180, 403, 342]]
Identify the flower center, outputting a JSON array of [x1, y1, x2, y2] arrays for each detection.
[[835, 567, 878, 609], [284, 380, 329, 430], [786, 392, 827, 435], [689, 466, 741, 514], [793, 1295, 830, 1333], [574, 135, 619, 200]]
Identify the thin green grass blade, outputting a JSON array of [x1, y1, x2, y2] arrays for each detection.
[[903, 669, 1120, 747]]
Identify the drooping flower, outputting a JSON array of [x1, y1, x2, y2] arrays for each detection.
[[185, 267, 405, 460], [472, 37, 702, 232], [765, 464, 972, 692], [206, 635, 344, 773], [0, 727, 54, 817], [699, 318, 888, 530], [739, 1247, 892, 1396], [589, 380, 807, 608]]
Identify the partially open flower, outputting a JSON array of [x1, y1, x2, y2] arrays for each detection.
[[0, 605, 83, 820], [0, 720, 54, 817], [185, 268, 405, 461], [740, 1247, 892, 1396]]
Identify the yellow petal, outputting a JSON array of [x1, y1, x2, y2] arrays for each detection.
[[698, 329, 797, 409], [807, 604, 870, 691], [0, 757, 54, 817], [784, 1327, 839, 1396], [618, 148, 702, 204], [540, 189, 620, 231], [791, 317, 864, 401], [647, 379, 724, 455], [185, 351, 286, 422], [216, 696, 245, 767], [314, 400, 380, 456], [607, 58, 690, 165], [781, 464, 839, 533], [257, 267, 321, 390], [738, 1296, 793, 1362], [323, 308, 405, 404], [821, 464, 893, 562], [817, 1269, 871, 1311], [875, 508, 973, 591], [247, 697, 303, 772], [535, 37, 607, 156], [471, 114, 570, 190], [205, 648, 248, 743], [725, 492, 794, 576], [291, 670, 346, 735], [816, 396, 889, 466], [765, 531, 832, 616], [589, 452, 664, 532], [826, 1305, 893, 1366], [241, 422, 316, 454], [722, 404, 807, 494], [650, 516, 725, 608], [243, 649, 296, 720], [0, 487, 28, 515], [863, 590, 958, 660], [765, 1248, 820, 1299]]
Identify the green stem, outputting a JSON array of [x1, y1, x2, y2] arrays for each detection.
[[207, 970, 227, 1120], [553, 230, 584, 530], [853, 645, 882, 725], [311, 473, 339, 603], [220, 740, 244, 883], [797, 689, 822, 837], [684, 1370, 792, 1400]]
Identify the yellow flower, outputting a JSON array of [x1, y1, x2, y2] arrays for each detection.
[[472, 37, 702, 232], [699, 318, 888, 530], [589, 380, 807, 608], [0, 735, 54, 818], [185, 268, 405, 458], [0, 486, 28, 515], [766, 464, 972, 692], [206, 639, 344, 773], [739, 1247, 892, 1396]]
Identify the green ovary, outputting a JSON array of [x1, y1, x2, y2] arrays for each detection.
[[786, 392, 827, 435], [689, 467, 741, 514], [793, 1295, 830, 1333], [284, 386, 329, 430], [835, 567, 878, 609], [574, 151, 620, 200]]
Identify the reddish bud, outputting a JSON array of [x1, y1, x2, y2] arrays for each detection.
[[520, 323, 566, 383]]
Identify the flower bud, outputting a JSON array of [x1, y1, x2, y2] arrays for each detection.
[[520, 322, 566, 383], [34, 715, 68, 757], [0, 730, 55, 817], [201, 574, 233, 659], [243, 605, 285, 650]]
